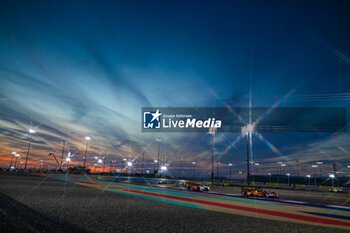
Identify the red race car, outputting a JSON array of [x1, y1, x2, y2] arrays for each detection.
[[241, 187, 264, 197], [187, 183, 210, 192], [241, 187, 278, 199]]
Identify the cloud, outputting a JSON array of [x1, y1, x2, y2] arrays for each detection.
[[264, 133, 350, 169]]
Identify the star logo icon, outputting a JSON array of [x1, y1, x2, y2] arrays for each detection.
[[151, 109, 162, 122], [143, 109, 162, 129]]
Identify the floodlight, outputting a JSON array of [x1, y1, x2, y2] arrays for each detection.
[[29, 129, 36, 134], [241, 124, 255, 135], [209, 127, 217, 135]]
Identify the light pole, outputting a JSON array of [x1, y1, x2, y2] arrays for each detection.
[[277, 162, 282, 175], [156, 138, 162, 173], [312, 164, 318, 186], [268, 172, 272, 183], [122, 157, 127, 170], [286, 173, 290, 186], [192, 162, 196, 180], [281, 163, 286, 175], [9, 152, 16, 169], [161, 165, 167, 177], [94, 156, 100, 173], [312, 164, 318, 176], [14, 153, 20, 169], [24, 129, 36, 170], [306, 174, 311, 185], [154, 160, 158, 174], [254, 163, 259, 176], [97, 158, 103, 174], [209, 127, 216, 186], [66, 152, 71, 171], [103, 156, 106, 173], [242, 124, 254, 186], [40, 160, 44, 170], [246, 131, 250, 185], [83, 136, 91, 168], [59, 141, 66, 171], [127, 161, 132, 175], [228, 163, 232, 179], [329, 174, 335, 187], [179, 158, 183, 178]]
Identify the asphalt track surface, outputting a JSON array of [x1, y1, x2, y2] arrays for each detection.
[[0, 174, 349, 233], [210, 186, 350, 207]]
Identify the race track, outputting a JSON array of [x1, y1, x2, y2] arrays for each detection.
[[0, 174, 349, 233], [54, 174, 350, 230]]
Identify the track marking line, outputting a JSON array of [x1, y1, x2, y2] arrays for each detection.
[[285, 200, 306, 204], [328, 205, 350, 210]]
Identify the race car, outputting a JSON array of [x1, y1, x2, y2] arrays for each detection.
[[329, 187, 343, 193], [158, 179, 168, 184], [187, 183, 210, 192], [241, 187, 264, 197], [241, 187, 278, 198], [263, 190, 279, 199]]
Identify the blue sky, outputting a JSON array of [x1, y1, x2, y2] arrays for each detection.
[[0, 0, 350, 177]]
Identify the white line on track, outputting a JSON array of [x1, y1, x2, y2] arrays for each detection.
[[327, 205, 350, 209], [284, 200, 306, 203]]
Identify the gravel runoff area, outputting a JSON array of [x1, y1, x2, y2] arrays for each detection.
[[0, 174, 348, 233]]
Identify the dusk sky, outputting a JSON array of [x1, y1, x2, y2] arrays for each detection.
[[1, 0, 350, 177]]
